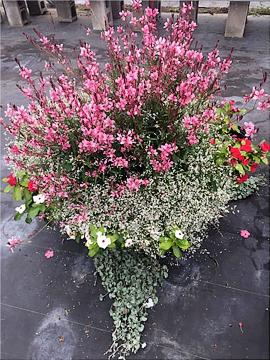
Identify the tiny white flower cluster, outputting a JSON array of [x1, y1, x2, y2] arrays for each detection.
[[54, 136, 233, 257], [145, 298, 154, 308]]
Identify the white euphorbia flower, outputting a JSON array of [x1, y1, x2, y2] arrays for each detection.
[[175, 229, 184, 239], [97, 233, 111, 249], [145, 298, 154, 308], [65, 225, 76, 240], [85, 237, 93, 248], [33, 194, 45, 204], [15, 204, 26, 214], [85, 230, 92, 247], [125, 238, 133, 247]]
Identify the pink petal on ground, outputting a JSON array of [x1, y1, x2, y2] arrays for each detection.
[[45, 249, 54, 259], [6, 238, 23, 252], [240, 230, 250, 239]]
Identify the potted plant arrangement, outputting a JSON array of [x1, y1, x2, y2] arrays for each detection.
[[2, 1, 270, 358]]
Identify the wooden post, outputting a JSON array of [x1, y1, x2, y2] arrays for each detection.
[[26, 0, 47, 16], [111, 0, 123, 20], [55, 0, 77, 23], [2, 0, 30, 26], [225, 1, 250, 38], [89, 0, 113, 31]]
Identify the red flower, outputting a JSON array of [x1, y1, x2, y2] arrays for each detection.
[[237, 173, 249, 184], [230, 159, 237, 166], [28, 180, 38, 192], [7, 174, 17, 187], [209, 138, 216, 145], [242, 158, 249, 166], [260, 140, 270, 152], [250, 163, 258, 173], [230, 147, 244, 161], [240, 139, 252, 153]]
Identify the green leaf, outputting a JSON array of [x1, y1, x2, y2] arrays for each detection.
[[235, 163, 245, 175], [231, 124, 240, 133], [172, 246, 182, 258], [108, 233, 119, 243], [2, 177, 8, 183], [25, 217, 33, 224], [13, 186, 22, 201], [14, 212, 23, 221], [176, 239, 191, 250], [28, 206, 41, 220], [16, 170, 26, 178], [20, 176, 29, 187], [88, 244, 100, 257], [261, 157, 269, 165], [159, 237, 173, 251], [239, 108, 247, 115], [4, 184, 12, 193], [23, 188, 32, 202], [108, 242, 116, 249], [215, 157, 224, 166], [89, 225, 98, 237]]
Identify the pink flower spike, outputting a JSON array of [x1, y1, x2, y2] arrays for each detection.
[[45, 249, 54, 259], [240, 230, 250, 239], [6, 238, 22, 253]]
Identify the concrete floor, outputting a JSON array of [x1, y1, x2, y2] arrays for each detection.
[[1, 12, 270, 360]]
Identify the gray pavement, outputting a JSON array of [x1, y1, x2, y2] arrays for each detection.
[[1, 12, 269, 360]]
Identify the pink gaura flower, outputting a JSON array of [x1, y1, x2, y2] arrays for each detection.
[[132, 0, 142, 11], [243, 122, 257, 138], [240, 230, 250, 239], [45, 249, 54, 258], [6, 238, 23, 253], [20, 66, 32, 80]]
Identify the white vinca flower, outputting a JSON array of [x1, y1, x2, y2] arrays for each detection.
[[175, 229, 184, 239], [97, 233, 111, 249], [15, 204, 26, 214], [125, 238, 133, 247], [33, 194, 45, 204]]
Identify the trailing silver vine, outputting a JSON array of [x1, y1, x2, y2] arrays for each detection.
[[94, 250, 168, 359]]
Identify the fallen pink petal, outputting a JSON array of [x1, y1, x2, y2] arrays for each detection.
[[45, 249, 54, 259], [238, 322, 244, 334], [240, 230, 251, 239], [6, 238, 23, 253]]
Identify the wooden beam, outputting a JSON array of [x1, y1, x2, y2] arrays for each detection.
[[225, 1, 250, 38]]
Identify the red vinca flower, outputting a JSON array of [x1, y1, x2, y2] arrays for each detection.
[[28, 180, 38, 192], [230, 147, 244, 161], [260, 141, 270, 152], [250, 163, 258, 173], [240, 139, 252, 153], [237, 173, 249, 184], [7, 174, 17, 186]]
